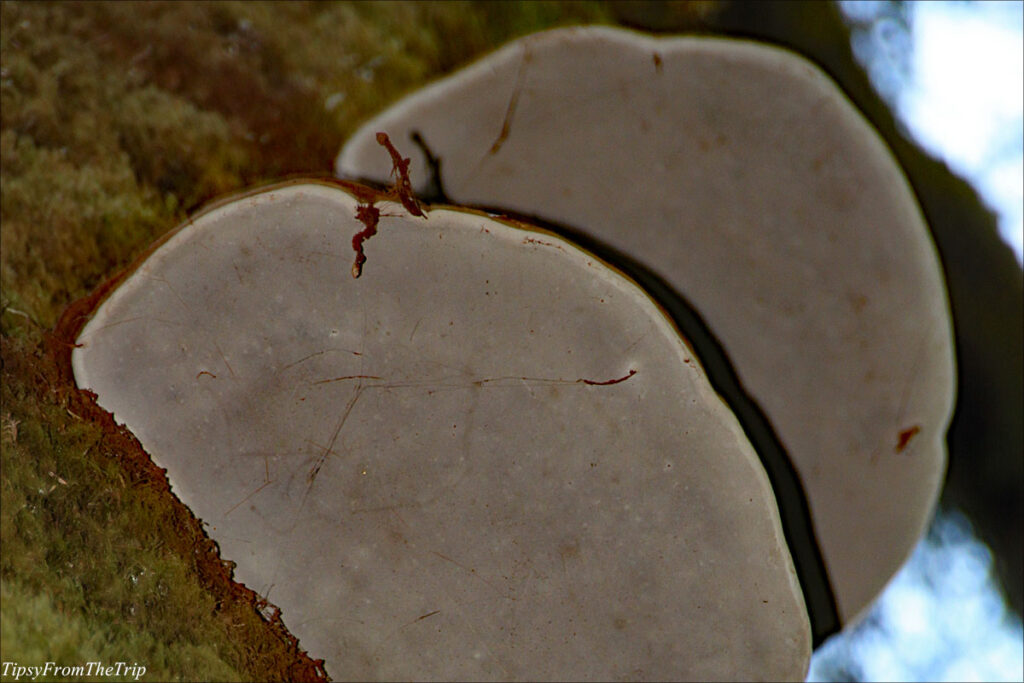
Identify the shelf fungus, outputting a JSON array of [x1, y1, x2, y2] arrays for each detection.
[[72, 180, 811, 679], [337, 26, 957, 629]]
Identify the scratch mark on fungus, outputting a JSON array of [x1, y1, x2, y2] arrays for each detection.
[[416, 610, 441, 622], [462, 369, 637, 388], [146, 275, 237, 377], [895, 425, 921, 453], [225, 457, 274, 516], [279, 349, 362, 373], [277, 366, 637, 522], [521, 236, 565, 252], [489, 47, 531, 156], [224, 477, 273, 516], [212, 338, 238, 378], [876, 333, 928, 461], [75, 314, 149, 335], [313, 374, 382, 385], [295, 384, 367, 527], [196, 370, 217, 379], [579, 369, 637, 386], [430, 551, 514, 601]]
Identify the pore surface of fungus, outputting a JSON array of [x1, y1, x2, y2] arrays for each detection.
[[72, 181, 810, 680], [337, 26, 957, 625]]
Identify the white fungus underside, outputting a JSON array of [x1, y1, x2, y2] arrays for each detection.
[[337, 27, 957, 624], [73, 183, 810, 681]]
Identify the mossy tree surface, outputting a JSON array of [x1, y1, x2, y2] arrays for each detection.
[[0, 2, 611, 680]]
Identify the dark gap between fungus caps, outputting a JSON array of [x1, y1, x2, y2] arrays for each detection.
[[382, 130, 841, 644]]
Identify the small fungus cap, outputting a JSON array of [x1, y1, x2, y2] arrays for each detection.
[[73, 181, 811, 680], [338, 26, 957, 625]]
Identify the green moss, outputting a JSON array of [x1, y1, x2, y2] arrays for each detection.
[[228, 1, 611, 144], [0, 130, 168, 327], [114, 86, 246, 210], [2, 577, 244, 683], [1, 579, 107, 679], [0, 334, 252, 681]]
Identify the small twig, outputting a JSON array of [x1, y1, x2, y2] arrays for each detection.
[[349, 133, 428, 279]]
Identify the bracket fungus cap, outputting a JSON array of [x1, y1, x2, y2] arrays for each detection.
[[73, 180, 811, 680], [338, 26, 957, 626]]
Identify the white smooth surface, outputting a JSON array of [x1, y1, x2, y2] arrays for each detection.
[[73, 182, 810, 681], [338, 27, 957, 623]]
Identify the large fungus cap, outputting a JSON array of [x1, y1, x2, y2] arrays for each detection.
[[337, 26, 957, 625], [73, 180, 810, 680]]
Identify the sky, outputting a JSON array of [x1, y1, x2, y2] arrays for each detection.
[[808, 510, 1024, 681], [901, 0, 1023, 264], [842, 0, 1024, 263], [808, 3, 1024, 681]]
